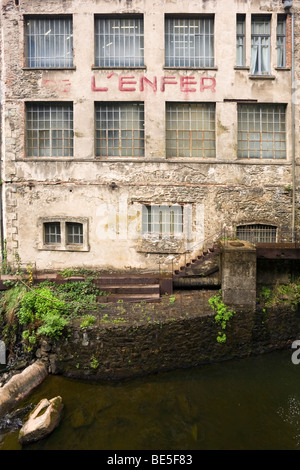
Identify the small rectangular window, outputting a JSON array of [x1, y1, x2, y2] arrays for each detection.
[[95, 16, 144, 67], [67, 222, 83, 245], [238, 104, 286, 159], [142, 205, 183, 235], [165, 16, 214, 68], [25, 16, 73, 68], [40, 218, 89, 251], [26, 103, 73, 157], [277, 16, 286, 67], [251, 16, 271, 75], [166, 102, 215, 158], [44, 222, 61, 244], [236, 15, 245, 66], [95, 102, 144, 157]]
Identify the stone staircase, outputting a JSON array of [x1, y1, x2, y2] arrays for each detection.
[[94, 275, 161, 303], [172, 244, 222, 288], [0, 273, 161, 304]]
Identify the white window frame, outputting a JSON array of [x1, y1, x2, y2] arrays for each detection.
[[25, 16, 73, 68], [165, 16, 214, 68], [38, 217, 89, 252], [236, 14, 246, 67], [94, 15, 144, 67], [142, 204, 183, 237], [251, 16, 271, 75], [277, 15, 286, 68]]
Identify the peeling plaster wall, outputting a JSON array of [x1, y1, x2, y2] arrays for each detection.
[[1, 0, 299, 272]]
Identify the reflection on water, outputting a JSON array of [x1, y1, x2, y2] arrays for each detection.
[[1, 349, 300, 450]]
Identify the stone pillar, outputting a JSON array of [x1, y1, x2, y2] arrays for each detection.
[[221, 240, 257, 310]]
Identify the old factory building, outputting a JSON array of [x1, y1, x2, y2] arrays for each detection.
[[0, 0, 299, 275]]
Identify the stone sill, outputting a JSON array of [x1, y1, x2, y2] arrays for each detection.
[[22, 67, 76, 71], [15, 157, 291, 165], [92, 66, 147, 70], [249, 75, 276, 80]]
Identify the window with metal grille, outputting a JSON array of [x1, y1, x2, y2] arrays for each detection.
[[142, 205, 183, 235], [66, 222, 83, 245], [251, 16, 271, 75], [26, 103, 73, 157], [237, 104, 286, 159], [25, 17, 73, 68], [95, 103, 144, 157], [166, 103, 215, 158], [95, 16, 144, 67], [165, 16, 214, 68], [44, 222, 61, 244], [236, 224, 277, 243], [277, 15, 286, 68], [236, 15, 246, 67]]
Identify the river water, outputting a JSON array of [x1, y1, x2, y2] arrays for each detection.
[[1, 348, 300, 450]]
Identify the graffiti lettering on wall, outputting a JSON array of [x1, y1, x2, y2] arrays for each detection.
[[91, 74, 216, 93], [42, 79, 71, 93]]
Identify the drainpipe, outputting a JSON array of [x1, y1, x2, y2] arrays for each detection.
[[283, 1, 296, 242]]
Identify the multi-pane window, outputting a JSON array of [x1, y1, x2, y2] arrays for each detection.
[[42, 219, 87, 250], [251, 16, 271, 75], [44, 222, 61, 244], [236, 15, 246, 67], [277, 16, 286, 68], [166, 103, 215, 158], [25, 17, 73, 68], [238, 104, 286, 159], [67, 222, 83, 245], [95, 103, 144, 157], [95, 16, 144, 67], [165, 16, 214, 68], [236, 224, 277, 243], [142, 205, 183, 236], [26, 103, 73, 157]]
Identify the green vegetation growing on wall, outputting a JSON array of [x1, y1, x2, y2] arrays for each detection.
[[0, 278, 104, 352], [209, 291, 235, 343], [258, 280, 300, 310]]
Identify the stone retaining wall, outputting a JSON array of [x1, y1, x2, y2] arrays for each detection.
[[44, 301, 300, 381]]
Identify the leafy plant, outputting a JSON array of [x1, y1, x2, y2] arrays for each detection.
[[80, 314, 96, 329], [209, 292, 235, 343], [90, 356, 99, 369], [37, 313, 69, 339]]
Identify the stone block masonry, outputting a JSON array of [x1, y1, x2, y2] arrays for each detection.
[[38, 292, 300, 381]]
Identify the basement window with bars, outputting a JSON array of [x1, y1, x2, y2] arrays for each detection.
[[95, 102, 144, 157], [165, 16, 214, 68], [25, 16, 73, 68], [166, 102, 215, 158], [236, 224, 277, 243], [26, 103, 73, 157], [95, 16, 144, 67], [237, 104, 286, 159], [41, 218, 89, 251], [142, 205, 183, 236]]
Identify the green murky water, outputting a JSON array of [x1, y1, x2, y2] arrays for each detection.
[[1, 349, 300, 450]]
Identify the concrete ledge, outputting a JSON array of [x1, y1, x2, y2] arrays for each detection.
[[0, 361, 48, 418]]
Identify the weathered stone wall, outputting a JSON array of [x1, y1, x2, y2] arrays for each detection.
[[1, 0, 299, 272], [38, 296, 300, 380]]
